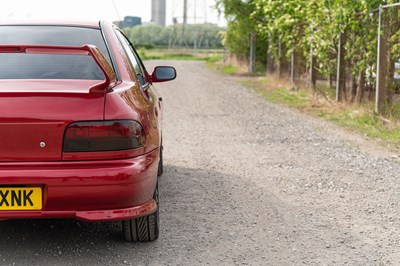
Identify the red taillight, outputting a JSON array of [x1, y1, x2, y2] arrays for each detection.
[[63, 120, 145, 152]]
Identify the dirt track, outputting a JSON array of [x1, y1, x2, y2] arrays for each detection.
[[1, 60, 400, 265]]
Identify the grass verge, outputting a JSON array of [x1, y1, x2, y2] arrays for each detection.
[[235, 74, 400, 149]]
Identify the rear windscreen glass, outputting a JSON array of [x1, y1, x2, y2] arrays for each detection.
[[0, 26, 111, 80], [0, 54, 105, 80]]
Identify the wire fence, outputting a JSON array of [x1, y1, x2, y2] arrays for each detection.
[[244, 3, 400, 115]]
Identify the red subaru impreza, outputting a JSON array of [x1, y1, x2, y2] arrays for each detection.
[[0, 20, 176, 242]]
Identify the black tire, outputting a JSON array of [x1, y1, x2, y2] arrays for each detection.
[[157, 142, 163, 177], [122, 186, 159, 242]]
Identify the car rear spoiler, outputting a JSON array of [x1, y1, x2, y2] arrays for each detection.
[[0, 44, 117, 93]]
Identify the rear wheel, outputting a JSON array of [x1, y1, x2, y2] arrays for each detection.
[[122, 186, 159, 242]]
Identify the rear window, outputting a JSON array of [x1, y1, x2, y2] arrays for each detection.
[[0, 26, 111, 80]]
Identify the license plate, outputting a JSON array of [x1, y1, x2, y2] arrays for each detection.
[[0, 187, 42, 210]]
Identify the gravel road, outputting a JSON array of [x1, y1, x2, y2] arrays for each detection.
[[1, 60, 400, 265]]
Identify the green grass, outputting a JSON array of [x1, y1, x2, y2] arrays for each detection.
[[258, 88, 308, 108], [243, 79, 309, 108], [316, 83, 336, 99], [324, 110, 400, 143], [206, 55, 224, 64], [203, 55, 239, 74], [222, 65, 237, 75], [382, 102, 400, 119]]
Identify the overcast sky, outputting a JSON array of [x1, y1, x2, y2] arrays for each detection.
[[0, 0, 226, 26]]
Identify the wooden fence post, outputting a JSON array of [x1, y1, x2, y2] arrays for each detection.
[[336, 31, 347, 101], [249, 32, 256, 74], [291, 45, 296, 84], [376, 5, 389, 114]]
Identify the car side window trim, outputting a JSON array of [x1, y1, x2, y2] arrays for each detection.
[[114, 29, 149, 88], [100, 21, 121, 81], [121, 32, 150, 83]]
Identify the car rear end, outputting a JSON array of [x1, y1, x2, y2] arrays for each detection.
[[0, 22, 159, 240]]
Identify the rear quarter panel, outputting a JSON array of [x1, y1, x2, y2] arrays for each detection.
[[102, 23, 160, 154]]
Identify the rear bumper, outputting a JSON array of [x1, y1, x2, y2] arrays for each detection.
[[0, 199, 157, 222], [0, 149, 159, 221]]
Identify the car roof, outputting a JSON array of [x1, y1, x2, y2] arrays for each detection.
[[0, 20, 102, 29]]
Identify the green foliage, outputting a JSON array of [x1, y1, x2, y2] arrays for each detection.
[[222, 20, 250, 57], [216, 0, 390, 79], [127, 24, 170, 47], [216, 0, 257, 57], [126, 23, 225, 49]]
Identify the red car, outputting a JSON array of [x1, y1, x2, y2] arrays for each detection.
[[0, 20, 176, 242]]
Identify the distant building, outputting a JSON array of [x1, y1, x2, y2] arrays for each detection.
[[113, 16, 142, 29], [151, 0, 166, 26], [123, 16, 142, 28]]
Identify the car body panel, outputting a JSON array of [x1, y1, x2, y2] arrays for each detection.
[[101, 23, 162, 153], [0, 149, 158, 220], [0, 20, 173, 222], [0, 81, 105, 162]]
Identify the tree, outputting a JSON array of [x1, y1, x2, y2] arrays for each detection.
[[125, 23, 225, 49], [217, 0, 395, 109]]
